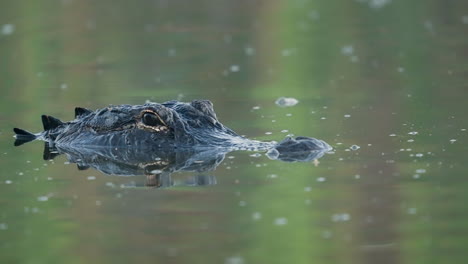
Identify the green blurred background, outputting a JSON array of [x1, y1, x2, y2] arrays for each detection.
[[1, 0, 467, 263]]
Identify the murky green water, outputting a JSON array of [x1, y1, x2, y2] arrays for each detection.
[[1, 1, 468, 263]]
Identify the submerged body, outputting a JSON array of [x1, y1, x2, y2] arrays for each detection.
[[14, 100, 332, 160]]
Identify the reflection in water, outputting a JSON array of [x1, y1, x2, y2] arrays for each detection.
[[37, 141, 329, 188]]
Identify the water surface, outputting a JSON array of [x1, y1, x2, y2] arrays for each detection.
[[1, 1, 468, 263]]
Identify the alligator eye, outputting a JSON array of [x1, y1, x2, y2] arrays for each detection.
[[142, 112, 162, 126]]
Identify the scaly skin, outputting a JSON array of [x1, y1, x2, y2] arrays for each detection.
[[14, 100, 332, 158]]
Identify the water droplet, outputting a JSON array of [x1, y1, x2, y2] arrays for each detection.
[[1, 24, 15, 35], [274, 217, 288, 226], [244, 47, 255, 56], [37, 196, 49, 202], [252, 212, 262, 220], [225, 256, 245, 264], [275, 97, 299, 107], [350, 145, 360, 151], [87, 176, 96, 180], [341, 45, 354, 56], [230, 65, 240, 72]]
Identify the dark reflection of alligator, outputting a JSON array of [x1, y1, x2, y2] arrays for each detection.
[[44, 143, 225, 188], [14, 100, 332, 187]]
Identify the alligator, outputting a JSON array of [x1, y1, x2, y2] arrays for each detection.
[[13, 100, 332, 162]]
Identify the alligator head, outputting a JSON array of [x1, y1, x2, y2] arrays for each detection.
[[15, 100, 243, 148], [14, 99, 332, 159]]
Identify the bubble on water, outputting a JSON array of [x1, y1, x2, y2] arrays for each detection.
[[304, 186, 312, 192], [265, 131, 273, 135], [60, 83, 68, 90], [332, 213, 351, 222], [274, 217, 288, 226], [1, 24, 15, 35], [369, 0, 392, 9], [389, 134, 397, 137], [37, 196, 49, 202], [350, 145, 360, 151], [463, 16, 468, 24], [413, 174, 420, 179], [18, 172, 24, 176], [268, 174, 278, 179], [225, 256, 245, 264], [285, 113, 292, 117], [244, 47, 255, 56], [415, 169, 426, 174], [5, 180, 12, 184], [275, 97, 298, 107], [308, 10, 320, 20], [397, 67, 405, 73], [408, 131, 418, 135], [168, 48, 176, 56], [252, 106, 260, 110], [230, 65, 240, 72], [354, 174, 361, 179], [344, 114, 351, 118], [449, 139, 457, 143], [320, 117, 327, 120], [407, 139, 414, 142], [317, 177, 326, 182], [249, 153, 261, 158], [252, 212, 262, 221], [281, 49, 293, 57], [281, 129, 289, 133], [415, 153, 424, 157], [321, 230, 332, 239], [87, 176, 96, 180], [341, 45, 354, 56], [407, 208, 417, 215], [223, 34, 232, 43]]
